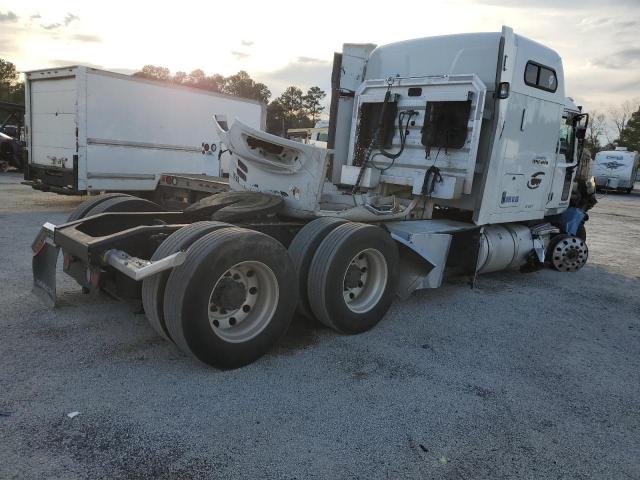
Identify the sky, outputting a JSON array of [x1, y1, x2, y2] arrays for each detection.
[[0, 0, 638, 115]]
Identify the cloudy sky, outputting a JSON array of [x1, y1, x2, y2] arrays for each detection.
[[1, 0, 638, 112]]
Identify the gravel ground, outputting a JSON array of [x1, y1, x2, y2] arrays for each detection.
[[1, 171, 639, 479]]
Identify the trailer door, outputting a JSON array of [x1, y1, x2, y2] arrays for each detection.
[[28, 75, 77, 171]]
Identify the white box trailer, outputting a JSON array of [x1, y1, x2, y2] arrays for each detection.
[[593, 147, 639, 193], [23, 66, 265, 194]]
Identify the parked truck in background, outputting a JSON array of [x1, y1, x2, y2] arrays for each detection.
[[287, 120, 329, 148], [22, 66, 264, 201], [593, 147, 639, 193], [32, 26, 594, 369]]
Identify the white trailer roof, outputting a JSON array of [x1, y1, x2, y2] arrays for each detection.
[[25, 65, 265, 107]]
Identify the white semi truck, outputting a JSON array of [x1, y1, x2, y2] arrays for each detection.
[[22, 65, 264, 199], [593, 147, 639, 193], [32, 26, 593, 369]]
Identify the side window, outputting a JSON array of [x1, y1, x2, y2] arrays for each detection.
[[524, 61, 558, 93], [557, 117, 575, 162], [525, 63, 538, 85]]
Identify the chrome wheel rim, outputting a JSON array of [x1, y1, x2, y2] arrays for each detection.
[[342, 248, 388, 314], [208, 261, 279, 343], [551, 236, 588, 272]]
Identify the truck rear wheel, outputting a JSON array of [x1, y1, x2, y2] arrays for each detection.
[[288, 217, 348, 319], [307, 223, 398, 334], [142, 221, 232, 342], [163, 228, 298, 368], [66, 193, 131, 221]]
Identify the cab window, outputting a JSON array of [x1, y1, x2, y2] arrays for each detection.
[[558, 117, 575, 162], [524, 61, 558, 93]]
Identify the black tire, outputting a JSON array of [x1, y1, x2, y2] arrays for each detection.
[[87, 195, 163, 215], [141, 221, 232, 342], [288, 217, 348, 319], [307, 223, 398, 334], [67, 193, 134, 222], [184, 191, 283, 222], [163, 227, 298, 368]]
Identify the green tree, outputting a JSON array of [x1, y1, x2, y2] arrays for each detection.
[[619, 106, 640, 152], [172, 71, 187, 85], [278, 86, 313, 130], [133, 65, 171, 81], [182, 69, 222, 91], [222, 71, 271, 103], [266, 99, 286, 135], [0, 58, 24, 104], [303, 86, 326, 125]]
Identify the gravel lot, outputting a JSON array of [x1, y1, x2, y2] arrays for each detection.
[[1, 171, 639, 479]]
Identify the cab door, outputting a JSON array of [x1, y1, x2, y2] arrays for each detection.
[[546, 114, 576, 209]]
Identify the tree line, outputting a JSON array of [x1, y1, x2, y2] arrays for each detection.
[[0, 59, 25, 104], [584, 99, 640, 154], [133, 65, 326, 135]]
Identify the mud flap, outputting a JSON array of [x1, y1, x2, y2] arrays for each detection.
[[32, 224, 60, 307]]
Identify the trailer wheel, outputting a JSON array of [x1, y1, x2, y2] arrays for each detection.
[[163, 227, 298, 368], [548, 234, 588, 272], [142, 221, 232, 342], [288, 217, 348, 319], [307, 223, 398, 334], [87, 195, 163, 215], [66, 193, 133, 221]]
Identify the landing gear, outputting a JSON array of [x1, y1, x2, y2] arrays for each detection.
[[548, 234, 588, 272]]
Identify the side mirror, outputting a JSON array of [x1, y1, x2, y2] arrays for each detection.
[[497, 82, 510, 99], [576, 127, 586, 140]]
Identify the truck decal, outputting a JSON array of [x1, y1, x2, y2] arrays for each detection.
[[527, 171, 545, 189], [603, 161, 624, 170], [501, 192, 520, 204]]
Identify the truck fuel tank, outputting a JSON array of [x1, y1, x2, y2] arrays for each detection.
[[476, 224, 533, 274]]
